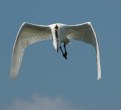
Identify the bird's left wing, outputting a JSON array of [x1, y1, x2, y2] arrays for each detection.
[[64, 22, 101, 80], [10, 22, 52, 79]]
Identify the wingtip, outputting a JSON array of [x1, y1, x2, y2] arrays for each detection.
[[10, 75, 16, 80], [10, 71, 18, 80], [97, 76, 101, 80], [10, 75, 17, 80], [97, 73, 101, 80]]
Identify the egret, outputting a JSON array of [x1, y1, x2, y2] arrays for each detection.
[[10, 22, 101, 80]]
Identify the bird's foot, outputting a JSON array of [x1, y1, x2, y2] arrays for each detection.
[[65, 51, 67, 56], [63, 53, 67, 60]]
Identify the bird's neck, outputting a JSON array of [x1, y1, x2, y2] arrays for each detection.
[[52, 24, 60, 52]]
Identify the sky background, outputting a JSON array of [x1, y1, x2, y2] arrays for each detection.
[[0, 0, 121, 110]]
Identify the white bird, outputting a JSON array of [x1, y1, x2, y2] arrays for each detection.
[[10, 22, 101, 80]]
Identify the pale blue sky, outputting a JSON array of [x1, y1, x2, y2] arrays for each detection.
[[0, 0, 121, 110]]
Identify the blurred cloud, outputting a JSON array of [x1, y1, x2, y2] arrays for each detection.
[[4, 95, 81, 110]]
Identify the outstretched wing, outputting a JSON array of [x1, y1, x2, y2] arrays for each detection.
[[10, 22, 52, 79], [64, 22, 101, 80]]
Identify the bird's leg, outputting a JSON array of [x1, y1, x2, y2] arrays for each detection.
[[60, 45, 67, 59], [60, 46, 64, 55], [63, 43, 67, 57]]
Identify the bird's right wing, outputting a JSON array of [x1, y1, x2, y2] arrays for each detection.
[[10, 22, 52, 79], [64, 22, 101, 80]]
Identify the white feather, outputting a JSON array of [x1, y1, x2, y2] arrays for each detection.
[[10, 22, 101, 80], [63, 22, 101, 80], [10, 22, 52, 79]]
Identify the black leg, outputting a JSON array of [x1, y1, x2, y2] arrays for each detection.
[[60, 46, 64, 55], [60, 45, 67, 59], [63, 43, 67, 56]]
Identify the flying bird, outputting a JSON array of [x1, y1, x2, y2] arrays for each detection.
[[10, 22, 101, 80]]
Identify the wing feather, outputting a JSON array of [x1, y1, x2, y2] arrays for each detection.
[[10, 22, 52, 79], [64, 22, 101, 80]]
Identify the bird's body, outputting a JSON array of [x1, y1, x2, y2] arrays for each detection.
[[10, 22, 101, 80], [49, 23, 70, 51]]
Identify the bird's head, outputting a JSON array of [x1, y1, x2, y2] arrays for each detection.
[[55, 24, 58, 30]]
